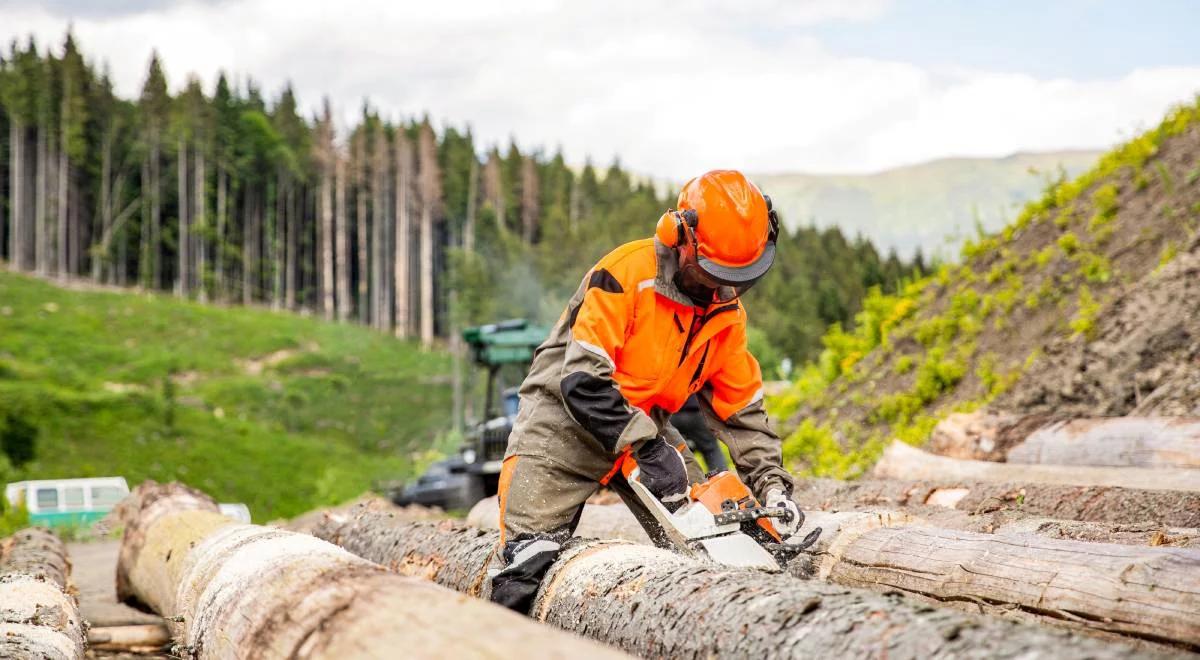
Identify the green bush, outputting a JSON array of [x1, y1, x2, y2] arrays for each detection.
[[1069, 287, 1101, 340], [1057, 232, 1081, 256]]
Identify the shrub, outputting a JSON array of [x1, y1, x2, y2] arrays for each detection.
[[1069, 286, 1101, 340], [1057, 232, 1081, 255], [0, 413, 38, 467]]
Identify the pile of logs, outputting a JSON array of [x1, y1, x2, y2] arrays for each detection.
[[112, 481, 621, 659]]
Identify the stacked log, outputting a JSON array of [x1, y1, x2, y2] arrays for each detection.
[[792, 477, 1200, 527], [872, 441, 1200, 492], [1007, 418, 1200, 468], [115, 481, 622, 659], [0, 527, 85, 660], [310, 508, 1178, 658]]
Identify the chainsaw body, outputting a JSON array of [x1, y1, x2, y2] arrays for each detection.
[[622, 461, 820, 570]]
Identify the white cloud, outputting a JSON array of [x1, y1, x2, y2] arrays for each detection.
[[2, 0, 1197, 180]]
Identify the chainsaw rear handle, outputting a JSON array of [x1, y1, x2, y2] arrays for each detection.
[[712, 505, 791, 526]]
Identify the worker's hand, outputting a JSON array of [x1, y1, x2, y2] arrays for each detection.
[[635, 437, 690, 512], [765, 488, 802, 537]]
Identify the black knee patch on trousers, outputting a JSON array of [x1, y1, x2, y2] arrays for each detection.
[[490, 536, 564, 615]]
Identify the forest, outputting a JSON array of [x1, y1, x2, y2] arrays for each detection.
[[0, 33, 925, 371]]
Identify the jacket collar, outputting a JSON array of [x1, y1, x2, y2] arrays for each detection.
[[652, 239, 739, 311]]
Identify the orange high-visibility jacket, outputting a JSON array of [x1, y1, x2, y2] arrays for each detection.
[[517, 237, 793, 498]]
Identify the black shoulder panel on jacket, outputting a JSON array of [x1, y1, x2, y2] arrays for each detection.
[[560, 371, 632, 453], [587, 268, 624, 294]]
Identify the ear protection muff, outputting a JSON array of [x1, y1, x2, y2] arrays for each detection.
[[654, 208, 699, 248]]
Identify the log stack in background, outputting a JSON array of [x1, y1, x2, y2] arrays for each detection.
[[115, 481, 623, 659], [0, 527, 85, 660]]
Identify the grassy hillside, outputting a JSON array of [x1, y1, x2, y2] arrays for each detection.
[[756, 150, 1101, 259], [0, 272, 452, 520], [769, 97, 1200, 478]]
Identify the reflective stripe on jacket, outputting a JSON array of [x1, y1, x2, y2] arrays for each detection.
[[514, 237, 794, 499]]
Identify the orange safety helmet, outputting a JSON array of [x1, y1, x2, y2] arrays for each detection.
[[656, 170, 778, 293]]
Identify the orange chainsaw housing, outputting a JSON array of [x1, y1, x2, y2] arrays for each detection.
[[606, 450, 782, 542], [690, 471, 782, 541]]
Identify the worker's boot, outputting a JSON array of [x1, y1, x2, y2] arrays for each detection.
[[491, 532, 568, 614]]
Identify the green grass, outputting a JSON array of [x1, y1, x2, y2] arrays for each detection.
[[0, 271, 452, 520]]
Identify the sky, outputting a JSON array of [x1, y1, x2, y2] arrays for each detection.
[[2, 0, 1198, 180]]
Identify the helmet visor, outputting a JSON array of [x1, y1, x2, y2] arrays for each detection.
[[678, 243, 774, 303]]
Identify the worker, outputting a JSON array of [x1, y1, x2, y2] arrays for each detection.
[[491, 170, 800, 614]]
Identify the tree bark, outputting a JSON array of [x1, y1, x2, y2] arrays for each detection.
[[57, 144, 69, 278], [0, 528, 85, 659], [285, 184, 297, 310], [1007, 418, 1200, 468], [319, 150, 334, 320], [874, 441, 1200, 492], [35, 123, 47, 275], [114, 482, 621, 660], [417, 124, 440, 348], [195, 146, 206, 302], [355, 132, 368, 325], [825, 525, 1200, 647], [8, 120, 22, 269], [310, 510, 1167, 659], [335, 154, 350, 322], [791, 478, 1200, 528], [215, 165, 226, 300], [464, 156, 477, 255], [393, 132, 413, 337], [177, 137, 189, 297], [93, 124, 113, 282], [371, 132, 386, 330]]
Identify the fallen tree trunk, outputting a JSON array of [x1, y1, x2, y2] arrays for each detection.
[[1008, 418, 1200, 468], [874, 441, 1200, 492], [0, 527, 85, 660], [464, 499, 1200, 646], [792, 477, 1200, 527], [116, 482, 622, 659], [820, 523, 1200, 646], [310, 508, 1175, 659]]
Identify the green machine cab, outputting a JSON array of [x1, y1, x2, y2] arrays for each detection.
[[392, 319, 549, 510]]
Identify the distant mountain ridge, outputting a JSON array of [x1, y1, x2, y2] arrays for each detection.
[[756, 150, 1102, 259]]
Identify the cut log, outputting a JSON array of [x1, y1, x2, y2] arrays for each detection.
[[467, 495, 651, 544], [310, 508, 1175, 659], [116, 481, 623, 659], [822, 525, 1200, 646], [873, 441, 1200, 492], [792, 477, 1200, 527], [927, 410, 1025, 460], [0, 528, 85, 660], [87, 623, 170, 651], [1007, 418, 1200, 468]]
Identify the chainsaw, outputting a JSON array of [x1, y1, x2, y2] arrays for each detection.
[[623, 462, 822, 570]]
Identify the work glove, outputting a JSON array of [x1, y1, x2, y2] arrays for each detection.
[[635, 436, 690, 512], [765, 488, 802, 537]]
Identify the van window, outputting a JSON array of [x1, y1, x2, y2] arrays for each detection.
[[91, 486, 125, 508], [36, 488, 59, 510], [64, 487, 85, 510]]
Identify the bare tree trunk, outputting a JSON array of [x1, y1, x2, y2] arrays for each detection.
[[0, 528, 85, 659], [419, 203, 434, 346], [320, 150, 334, 320], [177, 137, 189, 297], [114, 482, 620, 660], [393, 133, 413, 338], [791, 478, 1200, 528], [371, 134, 386, 330], [57, 146, 69, 278], [34, 123, 47, 275], [520, 156, 539, 243], [215, 165, 226, 300], [195, 146, 206, 302], [875, 441, 1200, 492], [7, 121, 21, 269], [242, 187, 254, 305], [150, 135, 162, 289], [356, 138, 369, 325], [93, 126, 113, 282], [417, 125, 440, 348], [310, 512, 1160, 660], [285, 184, 297, 310], [270, 173, 282, 309], [140, 158, 151, 287], [335, 154, 350, 322]]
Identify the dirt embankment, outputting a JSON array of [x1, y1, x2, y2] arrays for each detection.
[[997, 240, 1200, 416]]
